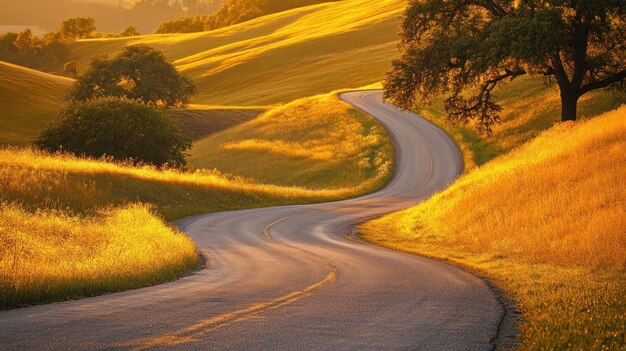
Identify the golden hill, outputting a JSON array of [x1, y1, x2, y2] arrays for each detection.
[[189, 92, 393, 188], [0, 61, 73, 146], [57, 0, 405, 105], [360, 106, 626, 350]]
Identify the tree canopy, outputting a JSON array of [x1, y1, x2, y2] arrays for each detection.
[[0, 29, 68, 69], [68, 45, 197, 108], [60, 17, 97, 39], [385, 0, 626, 133], [36, 97, 191, 167]]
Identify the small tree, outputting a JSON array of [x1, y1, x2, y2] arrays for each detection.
[[35, 97, 191, 167], [13, 30, 38, 55], [60, 17, 97, 39], [120, 25, 140, 37], [68, 45, 197, 108], [63, 61, 80, 78], [385, 0, 626, 133]]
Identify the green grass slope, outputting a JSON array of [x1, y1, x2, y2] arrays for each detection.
[[0, 61, 73, 146], [189, 92, 393, 189], [56, 0, 405, 105]]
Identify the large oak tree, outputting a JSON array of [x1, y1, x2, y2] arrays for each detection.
[[385, 0, 626, 133]]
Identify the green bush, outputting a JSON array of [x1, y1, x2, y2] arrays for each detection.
[[35, 97, 191, 167]]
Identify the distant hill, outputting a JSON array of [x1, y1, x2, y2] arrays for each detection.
[[0, 0, 217, 34], [157, 0, 340, 33], [0, 61, 73, 145]]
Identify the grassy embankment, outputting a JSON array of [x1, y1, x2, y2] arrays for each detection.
[[0, 92, 393, 309], [189, 92, 391, 188], [360, 78, 625, 349], [418, 76, 625, 170]]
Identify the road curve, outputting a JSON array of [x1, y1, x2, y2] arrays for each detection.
[[0, 91, 503, 350]]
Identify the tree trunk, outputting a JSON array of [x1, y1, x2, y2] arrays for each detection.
[[561, 90, 579, 122]]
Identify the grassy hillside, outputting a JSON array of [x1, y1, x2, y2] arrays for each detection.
[[0, 90, 393, 308], [54, 0, 405, 105], [360, 107, 626, 349], [418, 76, 626, 170], [0, 61, 264, 145], [169, 105, 265, 141], [0, 61, 73, 146], [1, 202, 199, 308], [189, 92, 393, 188]]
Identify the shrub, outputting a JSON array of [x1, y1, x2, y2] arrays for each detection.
[[63, 61, 79, 78], [35, 97, 191, 167]]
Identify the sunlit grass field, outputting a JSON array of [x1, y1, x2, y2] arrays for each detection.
[[360, 106, 626, 349], [2, 0, 405, 145], [0, 62, 73, 146], [50, 0, 405, 105], [0, 91, 393, 308], [0, 203, 198, 308], [189, 92, 393, 188]]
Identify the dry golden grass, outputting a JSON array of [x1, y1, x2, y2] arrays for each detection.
[[360, 106, 626, 349], [189, 92, 393, 188], [0, 203, 198, 308]]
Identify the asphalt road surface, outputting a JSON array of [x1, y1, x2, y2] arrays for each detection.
[[0, 90, 505, 350]]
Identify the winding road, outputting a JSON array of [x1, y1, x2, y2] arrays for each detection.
[[0, 91, 505, 350]]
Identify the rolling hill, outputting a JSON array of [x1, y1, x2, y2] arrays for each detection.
[[53, 0, 405, 105], [360, 106, 626, 349], [189, 91, 393, 188], [0, 61, 73, 146]]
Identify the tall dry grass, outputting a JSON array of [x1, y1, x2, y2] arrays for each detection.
[[360, 106, 626, 349], [0, 203, 198, 308]]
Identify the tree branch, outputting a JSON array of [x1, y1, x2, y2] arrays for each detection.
[[445, 67, 525, 134], [578, 70, 626, 96], [550, 54, 571, 89], [462, 0, 508, 17]]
